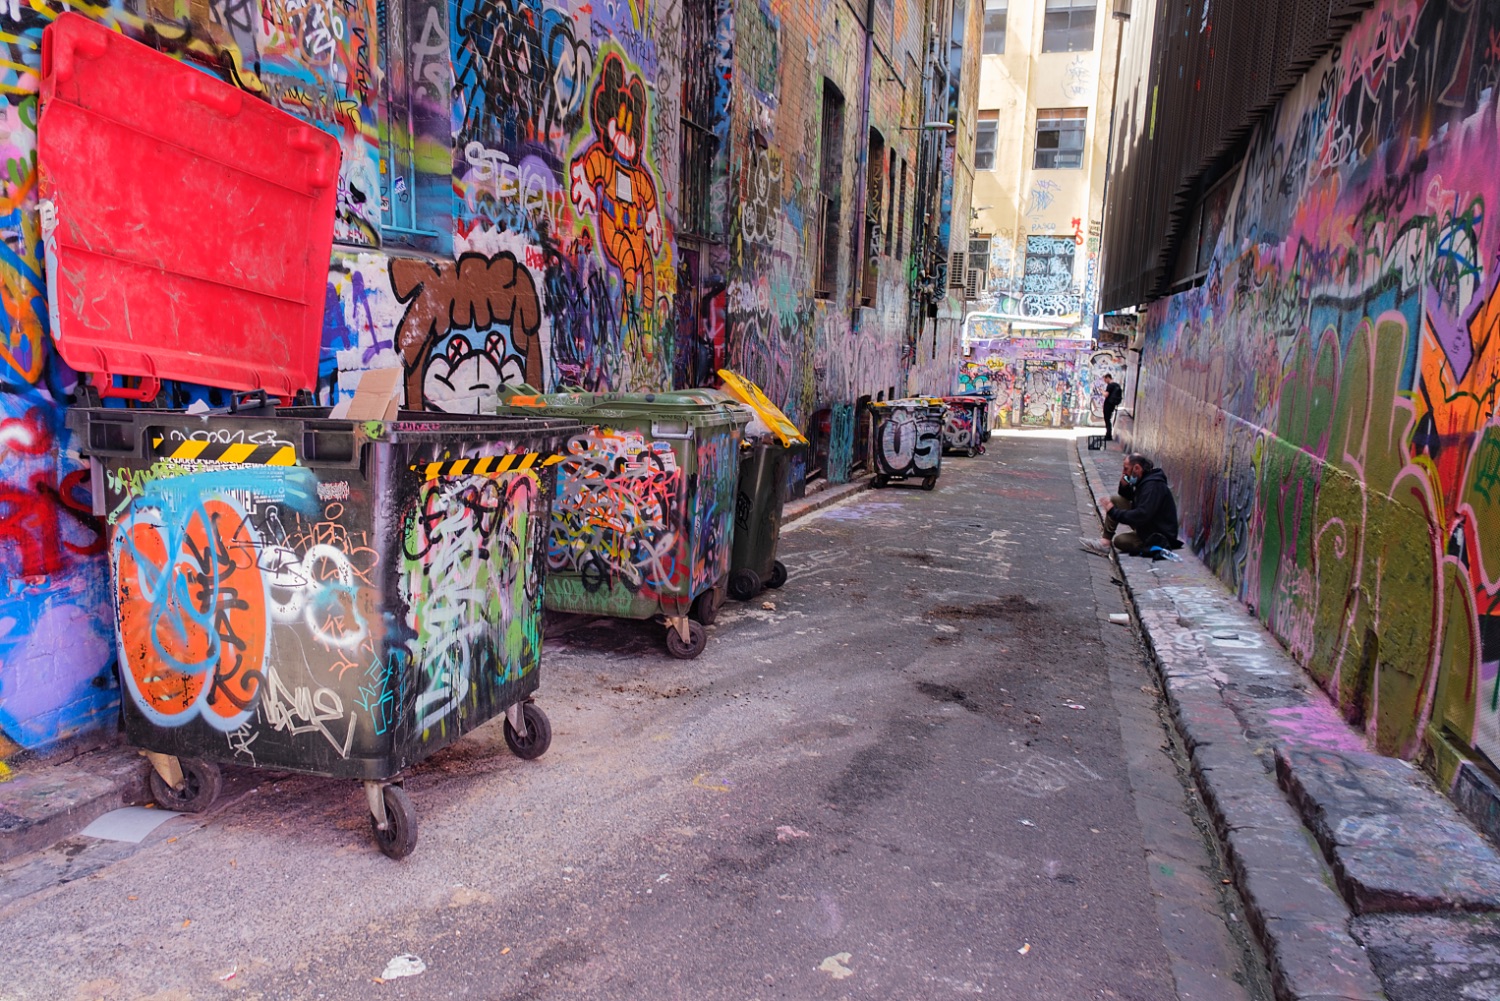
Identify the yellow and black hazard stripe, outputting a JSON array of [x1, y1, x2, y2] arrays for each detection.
[[152, 437, 297, 466], [412, 452, 564, 481]]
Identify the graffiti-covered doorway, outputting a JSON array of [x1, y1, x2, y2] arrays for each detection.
[[1020, 359, 1069, 426], [672, 245, 727, 389]]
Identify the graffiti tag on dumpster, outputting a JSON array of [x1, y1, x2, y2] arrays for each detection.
[[874, 409, 941, 477], [549, 428, 686, 596], [402, 471, 542, 735]]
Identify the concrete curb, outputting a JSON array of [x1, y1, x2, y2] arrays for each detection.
[[0, 745, 151, 865], [782, 472, 874, 524], [1075, 439, 1388, 1001]]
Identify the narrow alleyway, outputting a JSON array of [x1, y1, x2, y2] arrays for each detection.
[[0, 434, 1267, 1000]]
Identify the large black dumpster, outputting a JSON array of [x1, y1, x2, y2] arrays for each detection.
[[937, 395, 988, 456], [71, 405, 576, 857], [497, 390, 750, 659], [868, 399, 946, 489]]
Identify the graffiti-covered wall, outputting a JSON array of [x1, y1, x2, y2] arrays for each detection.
[[1133, 0, 1500, 764], [0, 0, 969, 753], [0, 0, 686, 755], [957, 325, 1120, 427], [719, 0, 927, 429]]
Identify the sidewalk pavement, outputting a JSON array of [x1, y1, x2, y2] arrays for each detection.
[[1079, 439, 1500, 1001], [0, 471, 878, 867]]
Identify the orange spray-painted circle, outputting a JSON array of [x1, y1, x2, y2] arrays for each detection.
[[114, 498, 267, 730]]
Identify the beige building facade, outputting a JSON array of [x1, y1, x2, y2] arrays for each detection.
[[954, 0, 1128, 425], [970, 0, 1124, 325]]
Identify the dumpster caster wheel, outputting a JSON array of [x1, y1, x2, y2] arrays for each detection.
[[966, 447, 979, 457], [370, 785, 418, 860], [690, 589, 720, 626], [873, 475, 889, 488], [504, 702, 553, 760], [666, 621, 708, 660], [767, 560, 788, 589], [728, 569, 761, 601], [148, 759, 221, 814], [921, 476, 938, 491]]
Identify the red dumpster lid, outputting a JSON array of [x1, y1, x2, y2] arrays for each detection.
[[38, 13, 340, 396]]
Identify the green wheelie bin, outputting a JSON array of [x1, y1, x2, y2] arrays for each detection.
[[498, 389, 750, 658], [726, 432, 796, 600], [717, 370, 807, 602]]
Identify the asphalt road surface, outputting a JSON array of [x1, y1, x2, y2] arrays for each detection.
[[0, 432, 1269, 1001]]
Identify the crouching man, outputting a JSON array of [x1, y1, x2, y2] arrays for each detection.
[[1082, 453, 1182, 557]]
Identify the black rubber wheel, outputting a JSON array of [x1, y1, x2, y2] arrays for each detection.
[[728, 568, 761, 601], [966, 447, 979, 457], [370, 784, 418, 860], [147, 759, 221, 814], [767, 560, 788, 589], [665, 620, 708, 659], [503, 702, 552, 760], [873, 474, 889, 488], [691, 588, 720, 625], [921, 476, 937, 491]]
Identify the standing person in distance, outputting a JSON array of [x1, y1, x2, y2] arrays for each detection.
[[1101, 373, 1123, 442]]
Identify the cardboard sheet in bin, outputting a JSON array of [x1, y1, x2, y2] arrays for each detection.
[[37, 13, 339, 396]]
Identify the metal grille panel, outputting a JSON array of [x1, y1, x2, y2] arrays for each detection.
[[1099, 0, 1375, 311]]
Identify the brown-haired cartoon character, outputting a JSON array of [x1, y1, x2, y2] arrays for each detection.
[[569, 53, 663, 306], [390, 251, 545, 412]]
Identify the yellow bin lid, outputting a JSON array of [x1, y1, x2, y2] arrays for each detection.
[[717, 369, 808, 446]]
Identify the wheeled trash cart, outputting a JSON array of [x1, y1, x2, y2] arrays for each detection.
[[868, 398, 947, 489], [937, 395, 988, 456], [717, 370, 806, 601], [73, 407, 576, 858], [498, 389, 750, 659], [43, 14, 578, 857]]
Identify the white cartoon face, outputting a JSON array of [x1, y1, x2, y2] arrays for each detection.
[[423, 331, 526, 414]]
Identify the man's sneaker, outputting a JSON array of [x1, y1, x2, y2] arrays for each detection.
[[1079, 537, 1112, 557]]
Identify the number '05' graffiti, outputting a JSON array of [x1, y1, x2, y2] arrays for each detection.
[[874, 409, 941, 476]]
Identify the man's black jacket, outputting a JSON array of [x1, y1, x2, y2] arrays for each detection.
[[1103, 382, 1123, 413], [1113, 468, 1181, 549]]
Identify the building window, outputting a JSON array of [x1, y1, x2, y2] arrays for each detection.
[[896, 157, 908, 258], [884, 147, 896, 257], [982, 0, 1007, 54], [975, 114, 998, 170], [1041, 0, 1096, 52], [860, 128, 885, 306], [815, 80, 846, 299], [678, 0, 721, 238], [966, 237, 990, 299], [1034, 108, 1086, 169], [376, 0, 451, 249]]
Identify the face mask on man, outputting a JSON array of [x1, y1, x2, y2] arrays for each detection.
[[1124, 473, 1139, 486]]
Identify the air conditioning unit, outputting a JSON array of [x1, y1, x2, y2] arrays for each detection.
[[949, 251, 966, 288], [965, 268, 982, 301]]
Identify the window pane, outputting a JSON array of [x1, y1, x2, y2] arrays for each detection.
[[1034, 110, 1085, 168], [982, 8, 1006, 53], [1041, 9, 1071, 50], [1042, 1, 1094, 51], [975, 121, 997, 170], [1070, 9, 1096, 51]]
